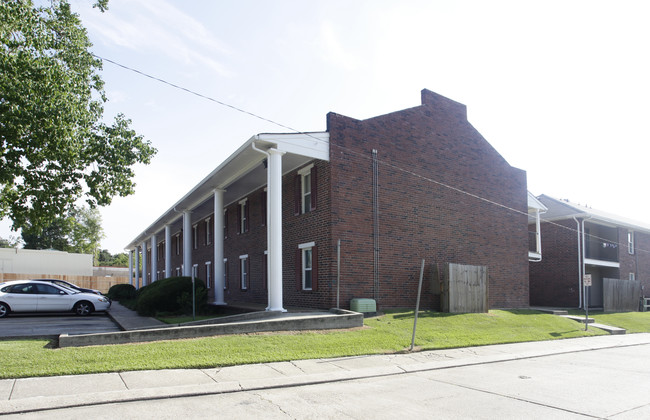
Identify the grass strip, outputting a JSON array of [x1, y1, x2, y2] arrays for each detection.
[[0, 309, 619, 379]]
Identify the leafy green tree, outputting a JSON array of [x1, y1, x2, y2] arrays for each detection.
[[0, 0, 156, 231], [21, 216, 73, 251], [0, 235, 22, 248], [97, 248, 129, 267], [68, 206, 104, 255], [21, 205, 104, 258]]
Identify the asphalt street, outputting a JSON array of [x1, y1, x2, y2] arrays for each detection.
[[0, 313, 120, 337], [3, 335, 649, 419]]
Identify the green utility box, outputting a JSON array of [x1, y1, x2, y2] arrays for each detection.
[[350, 298, 377, 314]]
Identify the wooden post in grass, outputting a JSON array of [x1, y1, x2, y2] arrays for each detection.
[[411, 259, 425, 351]]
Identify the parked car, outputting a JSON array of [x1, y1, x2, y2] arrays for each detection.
[[0, 280, 111, 318], [38, 279, 104, 296]]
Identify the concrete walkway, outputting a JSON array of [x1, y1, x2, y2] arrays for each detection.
[[106, 302, 169, 331], [1, 333, 649, 416]]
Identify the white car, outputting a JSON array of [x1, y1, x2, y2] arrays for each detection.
[[0, 280, 111, 318]]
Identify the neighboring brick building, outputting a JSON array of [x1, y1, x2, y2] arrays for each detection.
[[126, 89, 531, 311], [529, 195, 650, 309]]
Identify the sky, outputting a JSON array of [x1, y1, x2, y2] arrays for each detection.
[[2, 0, 649, 254]]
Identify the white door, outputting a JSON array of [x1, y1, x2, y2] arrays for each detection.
[[35, 283, 73, 312], [3, 283, 39, 312]]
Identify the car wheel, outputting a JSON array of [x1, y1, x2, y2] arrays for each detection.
[[0, 302, 8, 318], [73, 301, 94, 316]]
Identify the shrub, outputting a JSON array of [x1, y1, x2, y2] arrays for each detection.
[[134, 276, 207, 317], [107, 283, 136, 301]]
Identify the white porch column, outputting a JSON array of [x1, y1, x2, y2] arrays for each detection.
[[267, 148, 286, 312], [213, 189, 226, 305], [150, 234, 157, 283], [183, 211, 192, 277], [128, 249, 134, 286], [141, 240, 148, 286], [165, 225, 172, 279], [134, 245, 140, 290]]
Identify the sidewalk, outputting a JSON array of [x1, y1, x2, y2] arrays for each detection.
[[1, 333, 649, 415]]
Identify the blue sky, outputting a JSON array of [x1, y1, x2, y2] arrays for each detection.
[[3, 0, 649, 253]]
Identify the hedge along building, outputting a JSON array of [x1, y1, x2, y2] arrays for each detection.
[[125, 89, 531, 311]]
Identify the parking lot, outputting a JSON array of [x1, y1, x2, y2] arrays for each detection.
[[0, 312, 121, 338]]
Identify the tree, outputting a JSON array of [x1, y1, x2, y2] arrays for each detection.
[[0, 235, 22, 248], [21, 205, 104, 259], [21, 216, 72, 251], [97, 249, 129, 267], [0, 0, 156, 231], [68, 206, 104, 255]]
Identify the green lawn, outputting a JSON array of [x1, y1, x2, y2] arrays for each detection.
[[568, 310, 650, 333], [0, 309, 634, 379]]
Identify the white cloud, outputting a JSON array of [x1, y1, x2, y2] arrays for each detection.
[[318, 21, 360, 71], [77, 0, 232, 77]]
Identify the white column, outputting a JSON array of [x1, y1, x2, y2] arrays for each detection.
[[128, 249, 134, 286], [183, 211, 192, 277], [150, 234, 157, 283], [141, 240, 148, 286], [134, 245, 140, 290], [213, 189, 226, 305], [165, 225, 172, 279], [267, 148, 286, 312]]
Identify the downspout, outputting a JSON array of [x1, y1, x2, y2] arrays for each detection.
[[573, 216, 582, 308], [581, 215, 592, 309]]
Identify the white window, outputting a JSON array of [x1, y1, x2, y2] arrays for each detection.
[[205, 218, 211, 245], [298, 164, 313, 214], [193, 224, 198, 249], [628, 231, 635, 255], [175, 267, 181, 276], [299, 242, 315, 290], [239, 199, 248, 234], [630, 272, 636, 282], [240, 254, 249, 290], [205, 261, 212, 289], [192, 264, 199, 279]]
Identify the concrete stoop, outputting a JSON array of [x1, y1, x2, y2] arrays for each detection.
[[559, 315, 626, 335]]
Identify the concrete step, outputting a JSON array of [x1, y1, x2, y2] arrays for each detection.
[[560, 315, 594, 324]]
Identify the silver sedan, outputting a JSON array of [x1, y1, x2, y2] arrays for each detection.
[[0, 280, 111, 318]]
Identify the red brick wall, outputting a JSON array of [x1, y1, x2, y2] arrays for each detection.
[[529, 219, 580, 307], [620, 229, 650, 298], [327, 90, 530, 309]]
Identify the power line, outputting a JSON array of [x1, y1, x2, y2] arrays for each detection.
[[95, 54, 650, 256]]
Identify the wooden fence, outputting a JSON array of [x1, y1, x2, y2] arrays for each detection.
[[441, 263, 488, 313], [0, 273, 129, 294], [603, 277, 641, 312]]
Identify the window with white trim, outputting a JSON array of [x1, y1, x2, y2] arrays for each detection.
[[628, 231, 635, 255], [298, 164, 313, 214], [205, 218, 211, 245], [193, 224, 199, 250], [299, 242, 315, 291], [630, 272, 636, 282], [175, 267, 181, 276], [240, 254, 249, 290], [175, 234, 181, 255], [192, 263, 199, 278], [239, 199, 248, 234], [205, 261, 211, 289]]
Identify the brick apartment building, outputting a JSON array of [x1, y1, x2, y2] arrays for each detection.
[[529, 195, 650, 309], [126, 89, 532, 311]]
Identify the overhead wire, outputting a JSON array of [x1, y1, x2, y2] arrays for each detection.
[[94, 54, 650, 256]]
